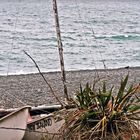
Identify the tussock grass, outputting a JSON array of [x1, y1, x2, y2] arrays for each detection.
[[60, 75, 140, 140]]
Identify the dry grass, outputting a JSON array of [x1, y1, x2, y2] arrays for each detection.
[[58, 75, 140, 140]]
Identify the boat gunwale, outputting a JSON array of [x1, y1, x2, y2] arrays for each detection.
[[0, 106, 31, 122]]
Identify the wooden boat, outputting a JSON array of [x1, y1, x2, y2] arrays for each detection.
[[23, 113, 65, 140], [0, 106, 30, 140], [0, 104, 62, 117]]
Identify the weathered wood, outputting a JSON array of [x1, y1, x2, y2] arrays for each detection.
[[52, 0, 69, 101], [24, 51, 63, 107]]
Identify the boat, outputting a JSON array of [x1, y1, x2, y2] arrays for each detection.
[[23, 0, 71, 139], [0, 104, 62, 117], [23, 113, 65, 140], [0, 106, 30, 140], [0, 0, 70, 139]]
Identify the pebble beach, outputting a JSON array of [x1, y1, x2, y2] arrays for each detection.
[[0, 67, 140, 109]]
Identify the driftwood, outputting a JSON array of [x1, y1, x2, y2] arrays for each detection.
[[53, 0, 69, 101], [24, 51, 64, 107]]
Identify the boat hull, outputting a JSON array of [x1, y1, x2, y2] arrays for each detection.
[[23, 114, 64, 140], [0, 106, 30, 140]]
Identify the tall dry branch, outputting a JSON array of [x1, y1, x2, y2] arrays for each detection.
[[52, 0, 69, 101], [24, 50, 64, 107]]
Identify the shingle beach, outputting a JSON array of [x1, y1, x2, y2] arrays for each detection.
[[0, 67, 140, 109]]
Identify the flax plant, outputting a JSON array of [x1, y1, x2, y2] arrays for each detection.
[[62, 75, 140, 140]]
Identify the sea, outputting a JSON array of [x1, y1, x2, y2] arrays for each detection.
[[0, 0, 140, 75]]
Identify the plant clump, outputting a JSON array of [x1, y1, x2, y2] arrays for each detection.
[[61, 75, 140, 140]]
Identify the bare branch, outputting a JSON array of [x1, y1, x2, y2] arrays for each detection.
[[23, 50, 64, 107]]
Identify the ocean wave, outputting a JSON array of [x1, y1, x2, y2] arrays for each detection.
[[0, 0, 140, 75], [95, 34, 140, 40]]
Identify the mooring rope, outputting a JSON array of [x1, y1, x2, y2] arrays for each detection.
[[72, 0, 101, 80], [3, 0, 29, 106], [73, 0, 107, 70], [6, 5, 19, 76]]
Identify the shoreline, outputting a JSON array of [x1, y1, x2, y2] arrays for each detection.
[[0, 67, 140, 109], [1, 66, 140, 76]]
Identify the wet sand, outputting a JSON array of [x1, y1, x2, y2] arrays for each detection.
[[0, 67, 140, 109]]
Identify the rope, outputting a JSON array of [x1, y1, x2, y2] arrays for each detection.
[[72, 0, 100, 79], [4, 1, 28, 106], [73, 0, 107, 70], [0, 127, 63, 135], [6, 5, 19, 76]]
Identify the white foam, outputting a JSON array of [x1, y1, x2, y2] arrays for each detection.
[[0, 68, 61, 76]]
